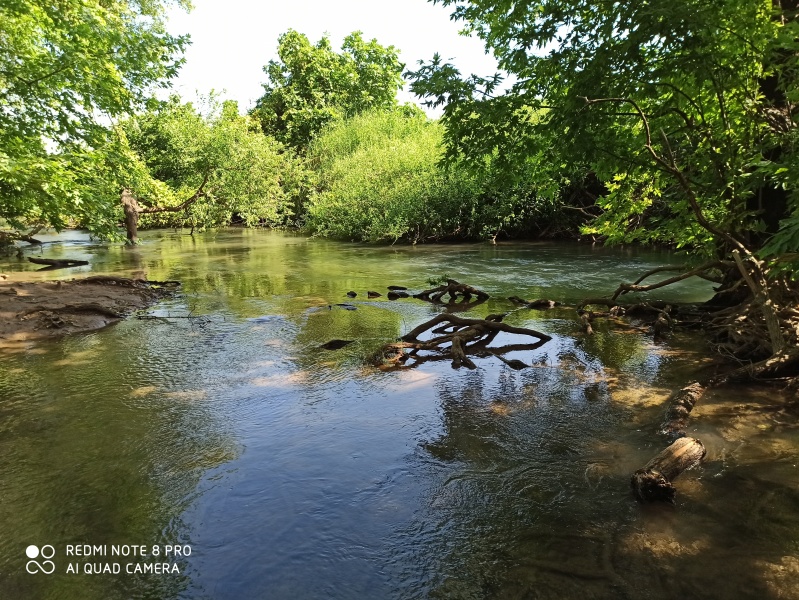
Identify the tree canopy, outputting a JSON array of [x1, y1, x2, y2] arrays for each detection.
[[110, 96, 299, 241], [409, 0, 799, 260], [252, 29, 405, 150], [0, 0, 190, 237]]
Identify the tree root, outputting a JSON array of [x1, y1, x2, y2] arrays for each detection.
[[593, 262, 797, 502], [375, 313, 551, 370], [413, 279, 489, 308]]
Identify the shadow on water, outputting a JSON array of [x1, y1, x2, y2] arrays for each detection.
[[2, 230, 798, 599], [385, 336, 799, 599]]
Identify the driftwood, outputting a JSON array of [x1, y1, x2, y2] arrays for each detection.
[[631, 437, 706, 503], [660, 382, 705, 435], [74, 276, 181, 288], [376, 313, 551, 370], [414, 279, 489, 304], [28, 258, 89, 269], [508, 296, 562, 309]]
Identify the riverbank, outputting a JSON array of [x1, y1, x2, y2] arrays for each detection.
[[0, 276, 178, 350]]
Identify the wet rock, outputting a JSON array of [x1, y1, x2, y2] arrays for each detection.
[[320, 339, 354, 350]]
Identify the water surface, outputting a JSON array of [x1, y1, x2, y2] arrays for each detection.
[[1, 230, 797, 599]]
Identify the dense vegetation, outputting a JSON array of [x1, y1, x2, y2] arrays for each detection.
[[406, 0, 799, 377], [2, 0, 798, 269], [409, 0, 799, 260], [306, 108, 574, 242]]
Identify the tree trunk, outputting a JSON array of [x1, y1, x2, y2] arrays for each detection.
[[121, 189, 140, 244]]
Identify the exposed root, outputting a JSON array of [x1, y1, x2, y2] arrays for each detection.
[[375, 313, 551, 370], [413, 279, 489, 307], [611, 261, 729, 302]]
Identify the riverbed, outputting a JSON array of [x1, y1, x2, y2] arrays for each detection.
[[1, 229, 797, 599]]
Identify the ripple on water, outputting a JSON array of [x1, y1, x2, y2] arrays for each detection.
[[2, 231, 798, 600]]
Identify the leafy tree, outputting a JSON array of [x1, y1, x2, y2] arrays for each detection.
[[410, 1, 799, 254], [409, 0, 799, 373], [307, 107, 572, 242], [111, 97, 299, 242], [0, 0, 189, 242], [253, 30, 405, 150]]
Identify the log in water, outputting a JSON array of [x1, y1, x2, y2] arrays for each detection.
[[631, 437, 706, 503]]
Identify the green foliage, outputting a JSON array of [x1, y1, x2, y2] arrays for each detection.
[[410, 0, 799, 259], [306, 109, 575, 242], [0, 0, 189, 236], [253, 30, 405, 151], [120, 96, 301, 231], [306, 109, 477, 242]]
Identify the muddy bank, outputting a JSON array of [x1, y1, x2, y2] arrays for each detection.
[[0, 275, 178, 350]]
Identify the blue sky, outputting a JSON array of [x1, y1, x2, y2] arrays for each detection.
[[164, 0, 499, 114]]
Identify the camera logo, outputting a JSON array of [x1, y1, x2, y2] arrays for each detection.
[[26, 545, 55, 574]]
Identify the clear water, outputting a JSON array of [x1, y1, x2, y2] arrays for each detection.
[[1, 229, 797, 599]]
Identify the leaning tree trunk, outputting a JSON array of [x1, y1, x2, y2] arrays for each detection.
[[121, 188, 140, 244]]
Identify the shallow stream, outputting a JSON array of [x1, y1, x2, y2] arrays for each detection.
[[1, 230, 798, 599]]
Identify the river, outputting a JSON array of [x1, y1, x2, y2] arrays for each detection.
[[1, 229, 797, 599]]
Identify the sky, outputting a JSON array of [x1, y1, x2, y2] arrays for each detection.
[[163, 0, 499, 114]]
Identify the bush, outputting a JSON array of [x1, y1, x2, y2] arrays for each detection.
[[306, 108, 581, 243], [307, 109, 483, 242]]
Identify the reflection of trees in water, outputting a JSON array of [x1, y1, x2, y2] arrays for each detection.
[[396, 360, 799, 599], [0, 327, 238, 600]]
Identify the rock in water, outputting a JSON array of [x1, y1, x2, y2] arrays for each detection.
[[334, 303, 357, 311], [367, 291, 382, 298], [346, 291, 357, 298], [387, 285, 408, 291], [320, 339, 354, 350]]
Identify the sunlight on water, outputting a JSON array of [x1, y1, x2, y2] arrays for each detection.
[[1, 230, 797, 599]]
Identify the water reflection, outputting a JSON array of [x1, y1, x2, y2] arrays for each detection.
[[0, 326, 237, 599], [1, 230, 797, 599]]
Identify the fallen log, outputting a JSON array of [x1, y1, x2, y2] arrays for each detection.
[[631, 437, 706, 503], [74, 275, 181, 288], [660, 382, 705, 436], [507, 296, 561, 309], [526, 299, 562, 309], [28, 258, 89, 268]]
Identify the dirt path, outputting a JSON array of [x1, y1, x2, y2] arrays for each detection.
[[0, 275, 178, 350]]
